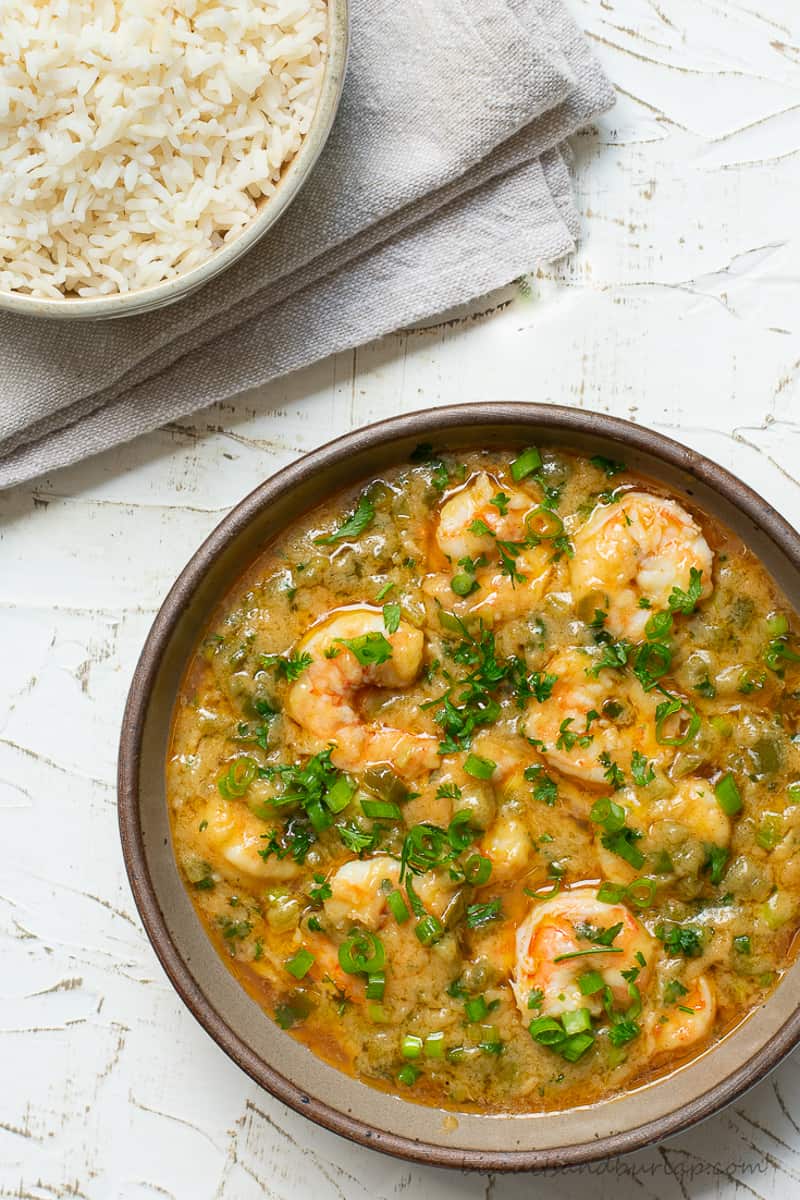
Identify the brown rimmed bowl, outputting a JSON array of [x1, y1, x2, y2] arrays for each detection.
[[118, 402, 800, 1171]]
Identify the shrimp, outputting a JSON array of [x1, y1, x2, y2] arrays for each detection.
[[436, 471, 538, 561], [511, 887, 655, 1019], [570, 492, 713, 640], [322, 855, 455, 931], [424, 472, 554, 619], [323, 856, 401, 929], [647, 975, 716, 1057], [198, 795, 300, 883], [480, 814, 532, 882], [285, 606, 438, 777], [524, 646, 664, 785], [595, 776, 731, 883], [647, 777, 730, 847]]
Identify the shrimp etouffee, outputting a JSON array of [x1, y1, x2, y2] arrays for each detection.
[[168, 444, 800, 1112]]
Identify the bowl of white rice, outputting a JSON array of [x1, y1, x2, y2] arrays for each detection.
[[0, 0, 348, 319]]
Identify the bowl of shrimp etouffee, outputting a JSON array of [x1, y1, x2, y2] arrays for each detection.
[[118, 403, 800, 1170]]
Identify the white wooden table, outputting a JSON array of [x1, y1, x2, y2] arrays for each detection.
[[2, 1, 800, 1196]]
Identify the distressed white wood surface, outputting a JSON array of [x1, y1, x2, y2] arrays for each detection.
[[2, 1, 800, 1196]]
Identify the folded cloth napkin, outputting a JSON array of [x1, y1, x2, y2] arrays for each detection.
[[0, 0, 614, 490]]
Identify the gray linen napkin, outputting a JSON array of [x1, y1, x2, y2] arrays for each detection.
[[0, 0, 613, 489]]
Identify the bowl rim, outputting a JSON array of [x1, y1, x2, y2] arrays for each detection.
[[0, 0, 349, 321], [118, 401, 800, 1170]]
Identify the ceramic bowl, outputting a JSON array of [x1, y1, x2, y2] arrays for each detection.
[[0, 1, 349, 321], [118, 403, 800, 1170]]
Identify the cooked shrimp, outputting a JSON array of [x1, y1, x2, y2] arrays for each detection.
[[481, 814, 532, 882], [436, 471, 539, 561], [648, 777, 730, 847], [323, 856, 401, 929], [511, 887, 655, 1019], [595, 775, 732, 883], [647, 975, 715, 1056], [424, 472, 554, 618], [524, 646, 663, 785], [322, 855, 455, 931], [285, 607, 438, 776], [571, 492, 713, 640], [198, 795, 300, 883]]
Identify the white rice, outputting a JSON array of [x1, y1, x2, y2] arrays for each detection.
[[0, 0, 328, 298]]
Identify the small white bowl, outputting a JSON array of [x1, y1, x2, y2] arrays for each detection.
[[0, 1, 349, 321]]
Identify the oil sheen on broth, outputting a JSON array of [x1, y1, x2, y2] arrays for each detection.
[[167, 445, 800, 1112]]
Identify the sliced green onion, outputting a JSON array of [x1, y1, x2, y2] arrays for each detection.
[[464, 754, 496, 780], [401, 1034, 423, 1059], [415, 915, 444, 946], [360, 798, 402, 820], [367, 1003, 390, 1024], [338, 930, 385, 975], [734, 935, 752, 955], [715, 773, 742, 816], [464, 854, 492, 885], [561, 1008, 592, 1036], [529, 1016, 565, 1046], [478, 1025, 502, 1053], [218, 757, 258, 799], [447, 810, 476, 852], [465, 996, 489, 1023], [365, 971, 385, 1000], [767, 613, 789, 637], [596, 881, 626, 904], [424, 1032, 446, 1058], [387, 890, 410, 924], [655, 695, 700, 747], [511, 446, 543, 482], [396, 1065, 419, 1086], [560, 1032, 595, 1062], [625, 877, 657, 908], [526, 507, 563, 540], [601, 831, 645, 870], [589, 797, 626, 832], [284, 948, 315, 980]]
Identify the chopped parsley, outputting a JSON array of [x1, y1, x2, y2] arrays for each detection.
[[314, 494, 375, 544], [656, 923, 704, 957], [335, 631, 393, 666], [524, 764, 558, 806], [630, 750, 655, 787], [667, 567, 704, 615], [383, 603, 402, 635], [260, 651, 313, 682], [599, 751, 625, 791], [590, 455, 626, 478]]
